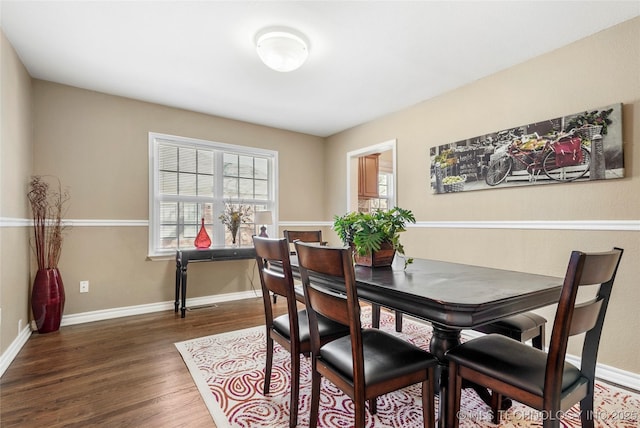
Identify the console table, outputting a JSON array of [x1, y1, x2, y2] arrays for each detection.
[[175, 247, 256, 317]]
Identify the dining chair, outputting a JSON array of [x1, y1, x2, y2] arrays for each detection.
[[253, 236, 350, 428], [295, 241, 438, 428], [285, 229, 404, 333], [445, 247, 623, 428], [473, 311, 547, 350], [371, 305, 404, 332], [281, 229, 327, 303], [470, 311, 547, 412], [283, 229, 326, 254]]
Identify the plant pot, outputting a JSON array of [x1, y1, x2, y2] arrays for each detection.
[[353, 241, 396, 267], [31, 268, 65, 333]]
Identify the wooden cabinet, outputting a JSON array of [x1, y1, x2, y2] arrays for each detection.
[[358, 154, 379, 198]]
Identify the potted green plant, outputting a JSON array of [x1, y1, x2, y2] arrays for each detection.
[[333, 207, 416, 268]]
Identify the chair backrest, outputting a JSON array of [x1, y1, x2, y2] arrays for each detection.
[[253, 236, 300, 338], [294, 241, 363, 371], [545, 247, 623, 405], [284, 230, 324, 253]]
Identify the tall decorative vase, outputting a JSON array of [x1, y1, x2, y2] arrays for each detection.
[[194, 218, 211, 249], [31, 268, 65, 333], [230, 219, 240, 245]]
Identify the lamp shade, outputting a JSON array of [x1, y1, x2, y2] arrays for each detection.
[[256, 29, 309, 72], [255, 211, 273, 225], [255, 211, 273, 238]]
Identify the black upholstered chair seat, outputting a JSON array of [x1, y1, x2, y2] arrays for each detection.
[[446, 334, 584, 396], [474, 313, 546, 340], [320, 328, 436, 386], [273, 310, 349, 343]]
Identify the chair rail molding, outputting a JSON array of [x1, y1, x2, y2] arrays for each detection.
[[3, 218, 638, 231], [411, 220, 640, 231], [0, 218, 147, 227]]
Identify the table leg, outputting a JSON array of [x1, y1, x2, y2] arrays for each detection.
[[429, 325, 461, 428], [371, 303, 381, 328], [175, 260, 181, 313], [430, 325, 512, 427], [180, 263, 188, 318]]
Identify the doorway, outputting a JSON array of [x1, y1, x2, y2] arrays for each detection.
[[346, 139, 397, 212]]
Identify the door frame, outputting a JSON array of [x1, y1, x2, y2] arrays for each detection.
[[345, 139, 397, 212]]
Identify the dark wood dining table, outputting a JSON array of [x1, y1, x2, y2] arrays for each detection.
[[285, 255, 563, 427]]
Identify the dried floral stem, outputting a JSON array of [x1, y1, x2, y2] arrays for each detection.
[[218, 202, 252, 243], [27, 176, 70, 270]]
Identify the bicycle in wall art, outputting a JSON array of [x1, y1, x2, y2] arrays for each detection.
[[429, 103, 623, 194]]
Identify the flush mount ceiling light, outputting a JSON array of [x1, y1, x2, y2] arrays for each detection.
[[255, 28, 309, 72]]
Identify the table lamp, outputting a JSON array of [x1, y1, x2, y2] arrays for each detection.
[[255, 211, 273, 237]]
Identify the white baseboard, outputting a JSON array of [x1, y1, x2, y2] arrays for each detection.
[[564, 354, 640, 392], [0, 325, 32, 377], [3, 293, 638, 393], [0, 290, 261, 377], [59, 289, 261, 326]]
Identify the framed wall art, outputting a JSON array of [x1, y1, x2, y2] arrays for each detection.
[[430, 103, 623, 194]]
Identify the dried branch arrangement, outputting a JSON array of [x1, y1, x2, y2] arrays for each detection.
[[27, 176, 70, 270], [219, 203, 252, 233]]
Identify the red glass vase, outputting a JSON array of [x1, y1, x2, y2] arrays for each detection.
[[31, 268, 65, 333], [194, 218, 211, 248]]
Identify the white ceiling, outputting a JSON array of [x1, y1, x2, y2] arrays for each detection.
[[1, 1, 638, 137]]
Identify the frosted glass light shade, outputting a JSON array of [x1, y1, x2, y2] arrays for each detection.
[[256, 30, 309, 72]]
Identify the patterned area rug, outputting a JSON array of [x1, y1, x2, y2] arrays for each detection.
[[176, 309, 639, 427]]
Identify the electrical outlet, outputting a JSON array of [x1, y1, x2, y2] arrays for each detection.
[[80, 280, 89, 293]]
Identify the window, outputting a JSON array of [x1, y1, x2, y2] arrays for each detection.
[[368, 172, 393, 211], [148, 133, 277, 256], [361, 172, 394, 212]]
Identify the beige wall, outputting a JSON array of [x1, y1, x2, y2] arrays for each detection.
[[1, 18, 638, 377], [325, 18, 640, 374], [0, 31, 33, 354], [30, 81, 325, 315]]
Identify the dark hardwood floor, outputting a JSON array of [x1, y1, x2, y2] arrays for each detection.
[[1, 297, 286, 427]]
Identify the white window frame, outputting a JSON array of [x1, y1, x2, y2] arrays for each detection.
[[370, 171, 394, 211], [148, 132, 278, 257]]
